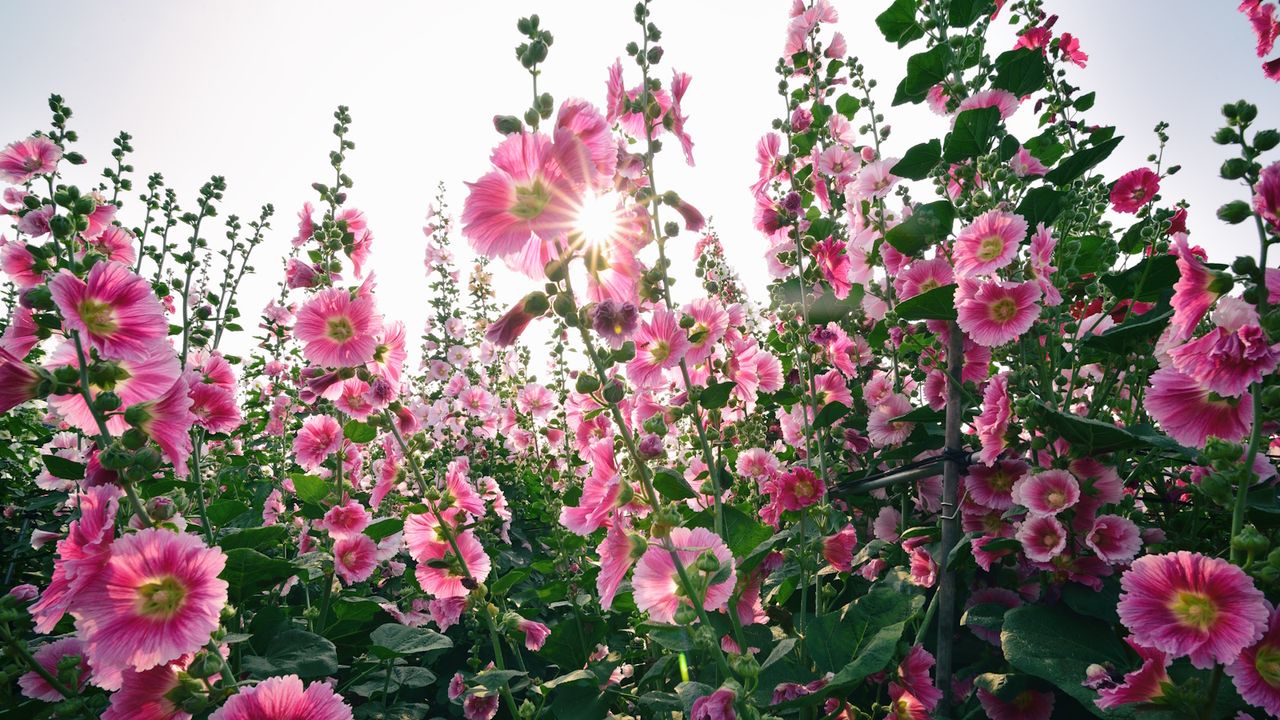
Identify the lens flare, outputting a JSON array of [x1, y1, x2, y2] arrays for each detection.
[[572, 191, 625, 252]]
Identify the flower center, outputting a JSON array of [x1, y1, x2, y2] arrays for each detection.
[[988, 297, 1018, 323], [650, 341, 671, 363], [1047, 490, 1066, 508], [1041, 530, 1060, 547], [326, 316, 356, 342], [1169, 591, 1218, 632], [136, 576, 188, 619], [989, 470, 1013, 492], [795, 480, 813, 499], [77, 298, 118, 336], [1255, 644, 1280, 687], [976, 235, 1006, 262], [511, 180, 551, 221]]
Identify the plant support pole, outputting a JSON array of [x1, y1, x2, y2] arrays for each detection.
[[935, 324, 965, 710]]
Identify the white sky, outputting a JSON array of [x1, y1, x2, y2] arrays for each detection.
[[4, 1, 1277, 364]]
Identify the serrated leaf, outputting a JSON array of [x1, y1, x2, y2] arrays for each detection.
[[875, 0, 925, 46], [291, 473, 329, 504], [42, 454, 84, 480], [813, 402, 849, 430], [992, 48, 1048, 97], [652, 467, 697, 501]]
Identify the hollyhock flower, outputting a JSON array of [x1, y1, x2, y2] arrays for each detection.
[[334, 534, 378, 585], [1110, 168, 1160, 213], [1017, 515, 1067, 562], [321, 499, 371, 539], [1086, 514, 1142, 564], [556, 98, 617, 186], [1254, 162, 1280, 229], [1170, 234, 1226, 341], [293, 415, 344, 470], [1227, 605, 1280, 717], [1012, 469, 1080, 516], [974, 373, 1011, 465], [0, 350, 42, 414], [874, 506, 902, 542], [909, 548, 937, 588], [669, 70, 696, 166], [690, 688, 736, 720], [953, 210, 1027, 277], [413, 528, 491, 599], [776, 466, 825, 510], [210, 675, 353, 720], [44, 341, 179, 434], [894, 257, 954, 300], [848, 159, 900, 199], [101, 662, 188, 720], [188, 382, 241, 434], [591, 300, 640, 349], [85, 225, 135, 265], [516, 618, 551, 651], [76, 528, 227, 673], [1010, 146, 1048, 177], [597, 521, 638, 610], [294, 288, 380, 367], [1015, 25, 1051, 50], [965, 459, 1026, 511], [811, 237, 853, 299], [17, 204, 54, 237], [0, 136, 62, 183], [822, 524, 859, 572], [895, 645, 942, 711], [1095, 638, 1169, 710], [627, 309, 690, 388], [867, 393, 915, 447], [30, 485, 123, 632], [1170, 323, 1280, 398], [128, 377, 197, 476], [1117, 551, 1269, 668], [956, 278, 1042, 347], [429, 596, 467, 632], [463, 692, 500, 720], [1, 305, 39, 358], [684, 298, 729, 364], [18, 637, 91, 701], [956, 89, 1020, 119], [1027, 224, 1062, 306], [49, 262, 168, 362], [485, 293, 545, 347], [0, 237, 41, 288], [977, 688, 1054, 720], [461, 132, 581, 275], [633, 527, 735, 624], [1059, 32, 1089, 66], [1145, 366, 1252, 447]]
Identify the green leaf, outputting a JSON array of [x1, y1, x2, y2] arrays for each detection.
[[471, 668, 527, 692], [1015, 187, 1065, 231], [42, 454, 84, 480], [370, 623, 452, 658], [1074, 91, 1097, 111], [893, 44, 949, 105], [490, 568, 531, 596], [220, 548, 295, 601], [243, 629, 339, 680], [343, 420, 377, 444], [895, 284, 957, 321], [349, 666, 436, 697], [1045, 135, 1123, 185], [991, 48, 1049, 97], [291, 473, 329, 504], [949, 0, 994, 26], [1002, 604, 1133, 718], [835, 93, 861, 119], [1100, 254, 1178, 302], [1024, 131, 1066, 167], [219, 525, 287, 551], [961, 602, 1011, 633], [1032, 402, 1142, 455], [813, 402, 849, 431], [206, 499, 250, 526], [652, 467, 697, 501], [1083, 308, 1173, 354], [364, 517, 403, 542], [891, 139, 941, 180], [1062, 577, 1121, 625], [1071, 235, 1113, 275], [884, 201, 955, 255], [700, 381, 736, 410], [875, 0, 924, 46], [944, 107, 1000, 162]]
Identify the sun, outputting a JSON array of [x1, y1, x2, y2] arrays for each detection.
[[571, 190, 626, 253]]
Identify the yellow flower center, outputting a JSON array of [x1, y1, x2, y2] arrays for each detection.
[[136, 576, 187, 619], [650, 341, 671, 363], [1168, 591, 1218, 632], [976, 235, 1006, 262], [326, 317, 356, 342], [988, 297, 1018, 324], [511, 180, 551, 220], [77, 298, 118, 336], [1255, 644, 1280, 687]]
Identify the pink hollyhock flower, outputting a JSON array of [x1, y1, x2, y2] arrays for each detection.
[[334, 534, 378, 585], [30, 486, 122, 632], [17, 204, 54, 237], [909, 547, 937, 588], [874, 506, 902, 542], [965, 459, 1026, 511], [293, 202, 315, 247], [822, 524, 859, 572], [49, 262, 168, 362], [1010, 146, 1048, 177], [413, 528, 491, 599], [1227, 605, 1280, 718], [1095, 638, 1169, 710], [516, 383, 555, 418], [45, 341, 179, 435], [1015, 25, 1051, 50], [814, 368, 853, 409], [429, 596, 466, 632], [321, 499, 371, 539], [894, 645, 942, 711], [284, 258, 319, 289], [516, 618, 551, 651], [597, 521, 639, 610], [1012, 469, 1080, 516], [977, 687, 1054, 720], [555, 98, 617, 186], [101, 662, 188, 720], [956, 89, 1020, 119], [188, 382, 241, 434], [1170, 323, 1280, 398], [684, 298, 730, 364], [633, 527, 735, 624], [868, 393, 915, 447], [0, 136, 62, 183], [776, 466, 825, 510], [210, 675, 353, 720], [973, 373, 1011, 465], [461, 132, 580, 275], [86, 225, 135, 265], [811, 237, 853, 300], [76, 528, 227, 673], [18, 637, 91, 701], [894, 257, 954, 300], [591, 300, 640, 349], [0, 350, 42, 414], [690, 687, 736, 720], [1028, 224, 1062, 307], [294, 288, 380, 368], [129, 377, 197, 476], [1145, 366, 1252, 447], [1059, 32, 1089, 67], [953, 210, 1027, 277], [293, 415, 344, 470], [669, 70, 696, 166], [1117, 551, 1269, 668], [2, 305, 40, 358], [1016, 514, 1067, 562], [848, 159, 900, 200], [1254, 162, 1280, 230], [956, 278, 1042, 347], [886, 688, 930, 719], [1170, 234, 1225, 341], [1086, 514, 1143, 564], [1110, 168, 1160, 213], [0, 237, 41, 288], [463, 692, 500, 720], [926, 84, 951, 114], [627, 309, 690, 388]]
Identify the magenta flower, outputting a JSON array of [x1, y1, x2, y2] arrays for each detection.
[[49, 262, 169, 362], [334, 534, 377, 585], [690, 687, 736, 720], [1086, 514, 1143, 564], [294, 288, 380, 368], [18, 637, 90, 701], [1016, 514, 1067, 562], [210, 675, 353, 720], [1227, 605, 1280, 718], [1110, 168, 1160, 213], [516, 618, 551, 651], [977, 687, 1054, 720], [822, 524, 858, 572], [1094, 637, 1170, 710], [894, 257, 954, 301], [1171, 234, 1225, 341], [1145, 366, 1252, 447], [953, 210, 1027, 277], [1169, 323, 1280, 398], [633, 527, 735, 624], [684, 298, 729, 365], [908, 547, 937, 588], [0, 136, 62, 184], [965, 459, 1026, 511], [597, 520, 639, 610], [101, 662, 186, 720], [0, 237, 41, 288], [1254, 161, 1280, 230], [627, 309, 690, 388], [956, 278, 1042, 347], [129, 377, 197, 476], [0, 350, 42, 414], [76, 528, 228, 674], [1012, 469, 1080, 516], [894, 645, 942, 711], [321, 499, 372, 539], [973, 372, 1011, 465], [776, 466, 825, 511], [293, 414, 343, 471], [1118, 551, 1269, 668], [1028, 224, 1062, 307], [30, 485, 122, 633]]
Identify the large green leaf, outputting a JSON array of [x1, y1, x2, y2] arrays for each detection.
[[944, 107, 1000, 162], [1032, 402, 1142, 455], [893, 45, 950, 105], [895, 284, 957, 321], [1001, 604, 1133, 718], [700, 381, 736, 410], [348, 665, 436, 698], [1015, 186, 1065, 232], [875, 0, 924, 46], [42, 454, 84, 480], [892, 139, 941, 180], [370, 623, 452, 658], [991, 48, 1049, 97], [1045, 135, 1123, 185], [884, 201, 955, 255], [218, 525, 287, 551], [343, 420, 378, 444], [1100, 254, 1178, 302], [652, 467, 697, 501], [220, 548, 295, 601], [291, 473, 329, 504], [949, 0, 994, 26], [243, 629, 339, 680], [1083, 308, 1173, 354]]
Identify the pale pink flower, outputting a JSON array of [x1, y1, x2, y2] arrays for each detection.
[[294, 288, 381, 368], [0, 237, 41, 287], [210, 675, 353, 720], [1011, 469, 1080, 516], [632, 527, 735, 624], [953, 210, 1027, 277], [690, 687, 736, 720], [894, 257, 953, 300], [873, 506, 902, 542], [956, 278, 1042, 347], [965, 459, 1026, 511], [334, 534, 378, 585], [129, 377, 197, 476], [101, 662, 188, 720], [956, 89, 1020, 119], [411, 526, 490, 599], [597, 521, 638, 610], [49, 262, 169, 362], [627, 309, 690, 388], [0, 136, 62, 183], [1170, 323, 1280, 398], [18, 637, 91, 701], [867, 393, 914, 447], [1010, 146, 1048, 177], [516, 618, 551, 651], [30, 485, 123, 633]]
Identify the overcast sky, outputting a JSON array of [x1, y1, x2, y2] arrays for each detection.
[[4, 1, 1276, 364]]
